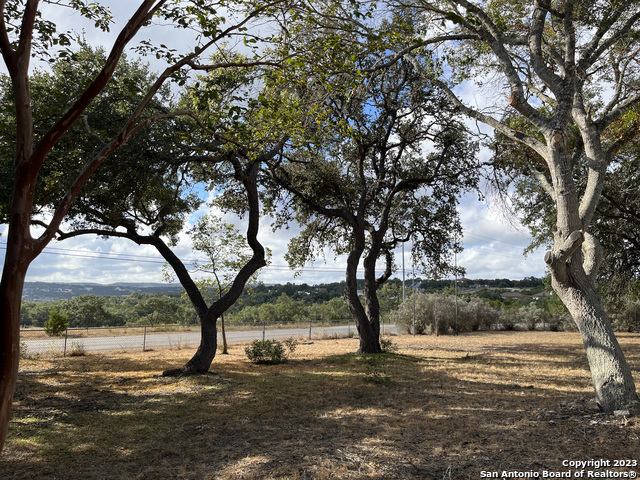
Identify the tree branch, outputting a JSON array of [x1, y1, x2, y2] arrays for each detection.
[[37, 110, 193, 248], [578, 10, 640, 74], [429, 76, 549, 157], [544, 230, 584, 266], [30, 0, 165, 172]]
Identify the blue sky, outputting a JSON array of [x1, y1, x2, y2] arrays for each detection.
[[0, 2, 549, 285]]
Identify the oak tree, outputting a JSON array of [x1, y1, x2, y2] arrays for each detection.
[[396, 0, 640, 411], [267, 27, 478, 353]]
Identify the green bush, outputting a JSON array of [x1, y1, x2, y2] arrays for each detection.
[[44, 310, 68, 337], [245, 338, 297, 364]]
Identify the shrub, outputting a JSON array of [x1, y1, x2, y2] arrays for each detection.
[[519, 304, 545, 331], [465, 297, 499, 331], [19, 340, 39, 360], [498, 309, 518, 331], [610, 298, 640, 332], [548, 312, 570, 331], [392, 293, 439, 334], [393, 293, 499, 335], [245, 338, 297, 364], [380, 337, 397, 353], [44, 310, 68, 337], [68, 341, 86, 357]]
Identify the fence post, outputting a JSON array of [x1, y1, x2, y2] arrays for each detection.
[[262, 321, 266, 342], [64, 329, 68, 357], [309, 318, 312, 340], [143, 326, 147, 352]]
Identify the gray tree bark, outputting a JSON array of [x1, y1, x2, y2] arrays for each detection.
[[409, 0, 640, 411]]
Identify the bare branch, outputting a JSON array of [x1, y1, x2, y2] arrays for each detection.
[[578, 10, 640, 74], [185, 60, 281, 71], [598, 91, 640, 131], [529, 1, 566, 98], [527, 162, 556, 201], [428, 75, 549, 157]]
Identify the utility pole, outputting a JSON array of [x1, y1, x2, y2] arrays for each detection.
[[412, 258, 416, 336], [402, 242, 406, 302], [454, 234, 459, 335]]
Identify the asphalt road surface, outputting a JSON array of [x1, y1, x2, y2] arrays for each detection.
[[23, 324, 398, 354]]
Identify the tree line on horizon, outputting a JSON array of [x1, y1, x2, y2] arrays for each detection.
[[18, 276, 543, 327], [19, 275, 640, 335]]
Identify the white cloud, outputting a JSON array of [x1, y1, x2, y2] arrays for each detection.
[[1, 192, 547, 286]]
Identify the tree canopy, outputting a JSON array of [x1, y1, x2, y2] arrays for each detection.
[[264, 12, 480, 352]]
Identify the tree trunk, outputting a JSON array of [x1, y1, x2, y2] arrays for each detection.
[[545, 132, 639, 412], [184, 314, 219, 373], [0, 165, 41, 452], [0, 266, 28, 452], [551, 266, 639, 412], [220, 313, 229, 354], [163, 160, 266, 375], [344, 233, 381, 353], [163, 313, 218, 376], [362, 245, 382, 353]]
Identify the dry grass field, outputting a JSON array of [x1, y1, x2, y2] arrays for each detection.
[[1, 331, 639, 479]]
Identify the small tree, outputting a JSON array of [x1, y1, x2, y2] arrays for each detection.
[[44, 310, 68, 337], [182, 213, 271, 354]]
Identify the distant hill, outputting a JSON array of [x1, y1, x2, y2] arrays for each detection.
[[22, 276, 545, 302], [22, 282, 183, 301]]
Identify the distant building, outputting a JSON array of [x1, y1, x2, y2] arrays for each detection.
[[532, 291, 552, 298], [500, 291, 527, 299]]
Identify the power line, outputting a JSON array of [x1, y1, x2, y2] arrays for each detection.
[[0, 228, 539, 275], [0, 240, 366, 274]]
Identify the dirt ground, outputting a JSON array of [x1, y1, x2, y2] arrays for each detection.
[[1, 331, 639, 479]]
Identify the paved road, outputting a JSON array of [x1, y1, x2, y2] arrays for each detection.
[[23, 324, 397, 354]]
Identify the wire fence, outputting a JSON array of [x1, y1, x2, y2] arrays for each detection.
[[19, 318, 397, 357], [20, 324, 197, 357]]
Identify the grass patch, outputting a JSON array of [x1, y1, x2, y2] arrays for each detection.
[[2, 332, 640, 479]]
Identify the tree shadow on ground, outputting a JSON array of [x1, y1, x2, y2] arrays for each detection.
[[1, 337, 639, 479]]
